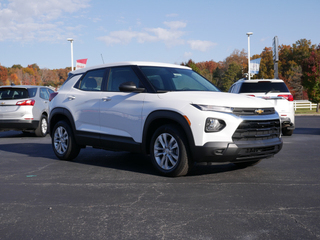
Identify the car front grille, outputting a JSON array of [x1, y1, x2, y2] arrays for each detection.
[[232, 107, 275, 116], [232, 119, 281, 141]]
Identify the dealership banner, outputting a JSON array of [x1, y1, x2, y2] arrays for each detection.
[[76, 59, 88, 70], [250, 58, 261, 75]]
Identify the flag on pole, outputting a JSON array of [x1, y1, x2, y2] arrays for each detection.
[[250, 58, 261, 75], [76, 59, 88, 70]]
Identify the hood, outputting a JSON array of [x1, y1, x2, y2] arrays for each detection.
[[158, 91, 274, 108]]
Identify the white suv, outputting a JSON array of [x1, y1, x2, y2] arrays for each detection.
[[228, 79, 295, 136], [49, 62, 283, 177]]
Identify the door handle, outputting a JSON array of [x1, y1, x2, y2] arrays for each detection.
[[68, 96, 75, 100], [102, 97, 111, 102]]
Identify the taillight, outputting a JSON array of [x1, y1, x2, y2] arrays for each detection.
[[247, 95, 255, 97], [278, 94, 293, 101], [49, 92, 58, 101], [16, 99, 35, 106]]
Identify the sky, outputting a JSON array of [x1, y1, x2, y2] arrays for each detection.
[[0, 0, 320, 70]]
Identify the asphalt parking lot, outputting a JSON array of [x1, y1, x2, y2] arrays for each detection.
[[1, 116, 320, 240]]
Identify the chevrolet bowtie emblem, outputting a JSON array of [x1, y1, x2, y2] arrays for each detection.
[[255, 109, 264, 114]]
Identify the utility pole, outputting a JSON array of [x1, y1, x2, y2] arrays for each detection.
[[246, 32, 253, 80], [273, 36, 279, 79], [67, 38, 74, 71]]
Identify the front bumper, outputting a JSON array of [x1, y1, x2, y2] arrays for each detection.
[[192, 138, 283, 163], [0, 120, 39, 131]]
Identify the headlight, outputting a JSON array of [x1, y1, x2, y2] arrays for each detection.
[[192, 104, 233, 113], [205, 118, 226, 132]]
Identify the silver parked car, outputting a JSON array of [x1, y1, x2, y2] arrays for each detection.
[[0, 85, 54, 137]]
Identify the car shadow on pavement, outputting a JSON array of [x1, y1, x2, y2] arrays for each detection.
[[0, 131, 244, 177], [0, 142, 55, 159], [0, 131, 38, 138], [292, 127, 320, 135], [72, 148, 242, 177]]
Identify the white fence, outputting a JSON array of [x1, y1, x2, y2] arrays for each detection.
[[294, 100, 317, 110]]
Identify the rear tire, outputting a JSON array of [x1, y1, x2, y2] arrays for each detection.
[[150, 124, 191, 177], [35, 114, 48, 137], [52, 120, 80, 160]]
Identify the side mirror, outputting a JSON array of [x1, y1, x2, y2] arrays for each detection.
[[119, 81, 145, 93]]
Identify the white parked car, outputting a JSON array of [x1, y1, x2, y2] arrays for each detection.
[[0, 85, 54, 137], [49, 62, 283, 177], [229, 79, 295, 136]]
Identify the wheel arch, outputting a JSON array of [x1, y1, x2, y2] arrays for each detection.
[[49, 107, 76, 138], [142, 110, 195, 155]]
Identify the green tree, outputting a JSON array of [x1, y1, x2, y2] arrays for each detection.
[[292, 39, 316, 65], [11, 64, 23, 69], [212, 66, 224, 89], [221, 63, 242, 91], [183, 59, 200, 73], [256, 47, 274, 79]]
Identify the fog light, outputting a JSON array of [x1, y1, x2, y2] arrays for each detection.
[[205, 118, 226, 132]]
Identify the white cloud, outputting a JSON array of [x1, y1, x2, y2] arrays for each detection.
[[98, 30, 157, 45], [184, 52, 193, 59], [98, 21, 186, 47], [0, 0, 90, 42], [188, 40, 217, 52], [98, 21, 217, 52]]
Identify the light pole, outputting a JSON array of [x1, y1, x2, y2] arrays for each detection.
[[246, 32, 253, 80], [67, 38, 74, 71]]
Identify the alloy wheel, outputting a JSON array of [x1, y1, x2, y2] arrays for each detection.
[[153, 133, 179, 170], [54, 126, 69, 155]]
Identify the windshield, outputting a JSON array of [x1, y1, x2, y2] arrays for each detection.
[[139, 66, 220, 92], [0, 88, 37, 100], [239, 82, 289, 93]]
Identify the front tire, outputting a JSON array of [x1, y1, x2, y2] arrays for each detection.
[[150, 124, 191, 177], [35, 114, 48, 137], [52, 120, 80, 160], [282, 127, 293, 136]]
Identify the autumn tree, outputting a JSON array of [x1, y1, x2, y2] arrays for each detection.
[[0, 66, 8, 85], [9, 73, 20, 85], [302, 48, 320, 111], [225, 49, 247, 70], [279, 39, 316, 96], [292, 39, 316, 65], [282, 61, 303, 99], [196, 61, 218, 73]]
